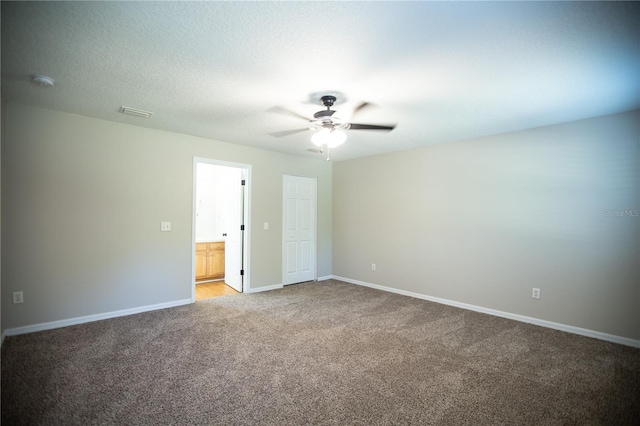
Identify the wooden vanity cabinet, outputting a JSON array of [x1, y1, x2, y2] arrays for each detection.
[[195, 242, 225, 280]]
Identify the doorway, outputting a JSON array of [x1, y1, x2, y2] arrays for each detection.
[[282, 175, 317, 285], [192, 158, 251, 302]]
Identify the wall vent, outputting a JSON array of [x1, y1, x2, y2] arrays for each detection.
[[120, 106, 153, 118]]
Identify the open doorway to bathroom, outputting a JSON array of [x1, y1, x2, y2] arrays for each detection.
[[192, 158, 251, 302]]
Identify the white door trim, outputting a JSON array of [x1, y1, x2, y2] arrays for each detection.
[[192, 157, 252, 301]]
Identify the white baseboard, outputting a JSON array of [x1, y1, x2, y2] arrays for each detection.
[[247, 284, 283, 293], [332, 275, 640, 349], [5, 277, 636, 349], [2, 298, 193, 339]]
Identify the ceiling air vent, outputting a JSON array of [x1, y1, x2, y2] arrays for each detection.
[[120, 106, 153, 119]]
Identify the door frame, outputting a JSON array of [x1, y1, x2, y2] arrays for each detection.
[[282, 174, 318, 285], [192, 157, 252, 302]]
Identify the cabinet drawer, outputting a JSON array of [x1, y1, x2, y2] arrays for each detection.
[[196, 242, 208, 251], [209, 242, 225, 250]]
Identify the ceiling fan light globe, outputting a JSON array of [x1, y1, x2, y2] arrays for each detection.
[[328, 130, 346, 148], [311, 129, 346, 148], [311, 128, 330, 146]]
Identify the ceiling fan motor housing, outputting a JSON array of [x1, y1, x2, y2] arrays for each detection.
[[320, 95, 336, 107], [314, 95, 338, 120]]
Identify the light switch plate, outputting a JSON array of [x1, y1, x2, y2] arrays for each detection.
[[161, 222, 171, 232], [264, 222, 269, 230]]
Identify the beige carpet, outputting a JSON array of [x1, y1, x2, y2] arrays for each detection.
[[2, 280, 639, 424]]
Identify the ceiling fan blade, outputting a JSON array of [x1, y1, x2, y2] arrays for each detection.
[[268, 128, 310, 137], [348, 123, 396, 131], [267, 106, 311, 122], [351, 102, 373, 118]]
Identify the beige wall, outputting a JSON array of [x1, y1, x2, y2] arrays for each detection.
[[333, 110, 639, 340], [1, 103, 332, 330], [3, 102, 637, 341]]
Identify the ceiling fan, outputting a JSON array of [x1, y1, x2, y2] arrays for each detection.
[[268, 95, 396, 159]]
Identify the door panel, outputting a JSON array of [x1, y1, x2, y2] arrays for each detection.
[[282, 175, 316, 285], [195, 249, 207, 279], [286, 241, 297, 273], [301, 241, 311, 271], [286, 200, 296, 230], [301, 199, 311, 229]]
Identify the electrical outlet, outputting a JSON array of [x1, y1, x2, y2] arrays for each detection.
[[371, 263, 376, 271], [13, 291, 24, 304], [532, 288, 541, 299]]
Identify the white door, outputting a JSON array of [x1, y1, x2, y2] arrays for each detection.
[[218, 167, 243, 293], [282, 175, 316, 285]]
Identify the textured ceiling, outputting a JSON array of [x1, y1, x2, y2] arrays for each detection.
[[2, 1, 639, 162]]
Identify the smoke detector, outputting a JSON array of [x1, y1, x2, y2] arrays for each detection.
[[32, 75, 55, 87]]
